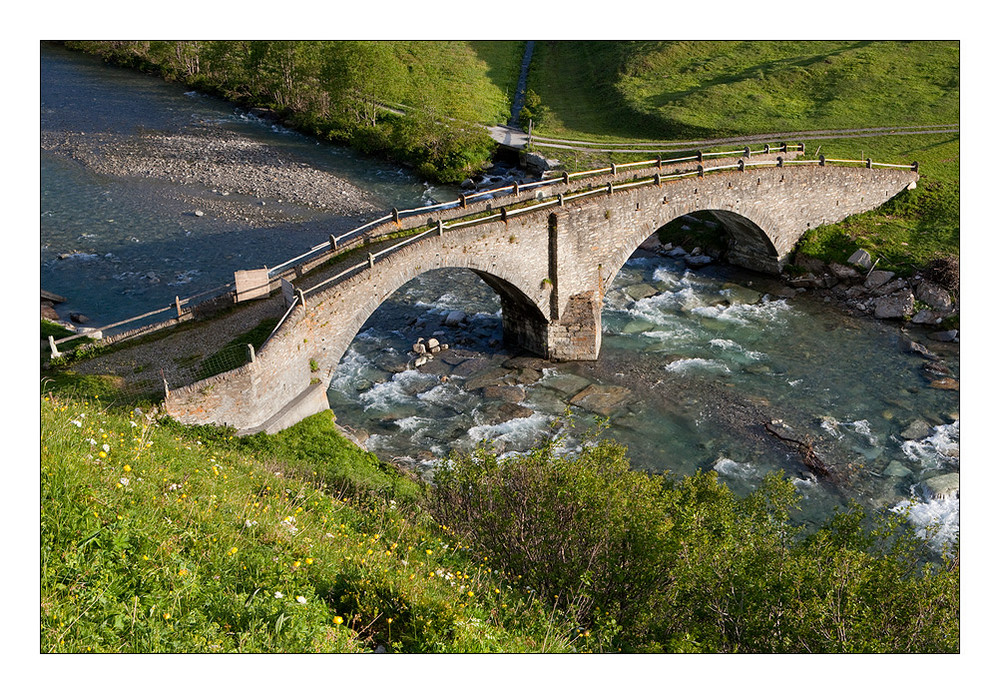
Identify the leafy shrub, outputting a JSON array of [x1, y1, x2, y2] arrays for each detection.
[[431, 434, 678, 640], [430, 429, 960, 652]]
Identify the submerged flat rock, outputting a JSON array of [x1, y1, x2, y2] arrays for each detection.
[[569, 384, 632, 416], [922, 473, 960, 499]]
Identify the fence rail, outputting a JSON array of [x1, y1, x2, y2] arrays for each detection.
[[47, 142, 917, 359]]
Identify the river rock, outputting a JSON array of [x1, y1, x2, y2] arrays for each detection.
[[883, 461, 912, 478], [794, 253, 827, 275], [639, 235, 663, 252], [444, 310, 467, 327], [510, 367, 543, 386], [847, 248, 874, 270], [41, 301, 60, 321], [486, 402, 535, 425], [685, 254, 713, 268], [480, 385, 526, 403], [721, 283, 762, 305], [922, 473, 960, 499], [450, 356, 492, 378], [502, 355, 550, 371], [463, 366, 513, 390], [900, 339, 934, 359], [929, 329, 959, 343], [622, 318, 657, 334], [915, 281, 953, 310], [922, 360, 952, 379], [910, 309, 943, 325], [416, 357, 451, 377], [929, 377, 959, 391], [872, 277, 909, 296], [829, 262, 861, 281], [864, 269, 896, 290], [873, 290, 914, 319], [569, 384, 632, 416], [624, 283, 659, 301], [788, 273, 821, 289], [901, 419, 932, 440], [666, 246, 688, 258], [70, 312, 90, 324]]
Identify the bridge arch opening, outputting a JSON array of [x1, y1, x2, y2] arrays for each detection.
[[324, 266, 551, 458], [649, 209, 782, 275]]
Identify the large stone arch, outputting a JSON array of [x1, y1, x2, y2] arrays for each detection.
[[588, 196, 788, 310]]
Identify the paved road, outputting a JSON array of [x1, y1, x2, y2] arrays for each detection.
[[489, 123, 959, 153]]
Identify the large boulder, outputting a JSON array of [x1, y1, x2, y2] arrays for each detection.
[[794, 253, 827, 275], [829, 262, 861, 282], [922, 473, 960, 499], [569, 384, 632, 416], [847, 249, 874, 270], [480, 385, 526, 403], [873, 290, 914, 319], [915, 281, 954, 310], [864, 269, 896, 290], [624, 283, 659, 301]]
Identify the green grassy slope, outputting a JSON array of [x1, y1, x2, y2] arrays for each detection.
[[528, 40, 958, 141], [40, 394, 574, 653], [526, 40, 959, 275]]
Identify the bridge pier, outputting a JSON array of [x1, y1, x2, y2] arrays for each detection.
[[498, 290, 602, 361]]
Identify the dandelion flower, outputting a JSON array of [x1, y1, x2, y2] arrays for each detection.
[[296, 596, 307, 604]]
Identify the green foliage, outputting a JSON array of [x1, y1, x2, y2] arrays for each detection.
[[527, 40, 958, 142], [232, 411, 424, 505], [63, 40, 518, 183], [431, 427, 959, 653], [431, 432, 677, 639]]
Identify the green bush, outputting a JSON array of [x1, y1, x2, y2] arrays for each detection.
[[430, 428, 959, 652], [431, 433, 680, 645]]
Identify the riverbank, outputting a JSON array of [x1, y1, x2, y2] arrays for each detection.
[[40, 119, 381, 228]]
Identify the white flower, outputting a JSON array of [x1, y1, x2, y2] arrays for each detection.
[[88, 438, 97, 446], [274, 592, 284, 599], [296, 596, 307, 604], [244, 519, 258, 528], [71, 420, 82, 428], [102, 444, 110, 453], [119, 477, 129, 486]]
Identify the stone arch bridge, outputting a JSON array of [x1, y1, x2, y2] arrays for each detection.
[[164, 150, 919, 434]]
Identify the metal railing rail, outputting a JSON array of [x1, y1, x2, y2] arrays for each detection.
[[283, 150, 916, 315], [50, 280, 234, 349]]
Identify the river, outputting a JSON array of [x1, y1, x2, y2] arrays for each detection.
[[40, 44, 959, 551]]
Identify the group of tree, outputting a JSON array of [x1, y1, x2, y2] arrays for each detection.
[[61, 40, 498, 183]]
